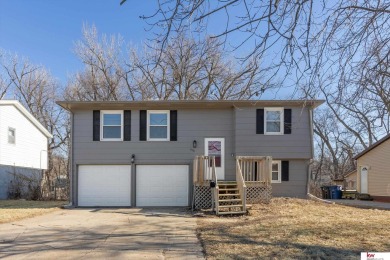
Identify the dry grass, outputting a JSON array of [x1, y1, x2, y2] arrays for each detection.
[[197, 198, 390, 259], [0, 200, 66, 224]]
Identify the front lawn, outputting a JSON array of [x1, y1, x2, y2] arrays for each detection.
[[0, 200, 66, 224], [197, 198, 390, 259]]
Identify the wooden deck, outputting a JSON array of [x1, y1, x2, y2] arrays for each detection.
[[193, 156, 272, 215]]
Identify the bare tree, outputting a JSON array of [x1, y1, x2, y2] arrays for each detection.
[[67, 25, 274, 101], [120, 1, 390, 95], [65, 25, 127, 101], [311, 107, 357, 182], [121, 0, 315, 85], [129, 33, 272, 100], [0, 51, 15, 98]]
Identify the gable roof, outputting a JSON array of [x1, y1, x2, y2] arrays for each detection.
[[344, 169, 357, 178], [354, 133, 390, 160], [57, 99, 324, 111], [0, 100, 53, 138]]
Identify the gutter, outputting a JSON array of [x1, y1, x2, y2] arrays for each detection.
[[307, 108, 314, 195], [55, 101, 74, 205]]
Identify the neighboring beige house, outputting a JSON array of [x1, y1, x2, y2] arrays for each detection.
[[344, 170, 357, 190], [354, 133, 390, 202]]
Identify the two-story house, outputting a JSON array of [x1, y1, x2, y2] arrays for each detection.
[[58, 100, 323, 210], [0, 100, 52, 199]]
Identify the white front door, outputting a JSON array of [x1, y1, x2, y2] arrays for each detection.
[[205, 138, 225, 180], [360, 166, 368, 193]]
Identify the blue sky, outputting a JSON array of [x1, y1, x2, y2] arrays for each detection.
[[0, 1, 294, 98], [0, 0, 156, 84]]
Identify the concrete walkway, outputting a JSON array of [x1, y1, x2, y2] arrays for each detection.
[[329, 199, 390, 210], [0, 208, 204, 259]]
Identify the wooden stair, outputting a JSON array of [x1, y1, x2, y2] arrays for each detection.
[[216, 181, 246, 215]]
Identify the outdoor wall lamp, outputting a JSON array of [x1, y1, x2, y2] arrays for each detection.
[[131, 154, 135, 164], [193, 140, 197, 149]]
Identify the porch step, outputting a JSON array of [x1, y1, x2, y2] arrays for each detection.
[[219, 184, 238, 187], [218, 193, 240, 197], [218, 204, 243, 209], [217, 211, 247, 215], [218, 199, 242, 203], [219, 188, 239, 192], [215, 181, 245, 215]]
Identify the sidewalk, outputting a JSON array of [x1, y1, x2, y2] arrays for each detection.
[[329, 199, 390, 210]]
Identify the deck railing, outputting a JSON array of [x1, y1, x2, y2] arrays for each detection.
[[193, 155, 272, 212], [210, 157, 219, 214], [236, 156, 272, 183], [193, 155, 217, 183], [235, 159, 247, 211]]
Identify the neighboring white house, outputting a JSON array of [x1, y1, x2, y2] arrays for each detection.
[[0, 100, 52, 199]]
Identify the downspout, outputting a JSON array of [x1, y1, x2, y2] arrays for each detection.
[[69, 109, 74, 206], [307, 108, 314, 196]]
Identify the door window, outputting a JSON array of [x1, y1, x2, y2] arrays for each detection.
[[208, 141, 221, 167]]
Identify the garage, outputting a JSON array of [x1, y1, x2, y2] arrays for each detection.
[[136, 165, 189, 206], [78, 165, 131, 207]]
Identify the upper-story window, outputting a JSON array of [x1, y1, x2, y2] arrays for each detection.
[[101, 110, 123, 141], [8, 127, 15, 144], [271, 160, 281, 183], [147, 110, 170, 141], [264, 108, 284, 135]]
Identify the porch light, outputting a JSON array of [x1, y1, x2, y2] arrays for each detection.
[[193, 140, 197, 148]]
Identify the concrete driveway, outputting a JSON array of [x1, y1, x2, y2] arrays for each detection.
[[0, 208, 204, 259]]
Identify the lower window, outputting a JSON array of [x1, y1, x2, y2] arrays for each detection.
[[271, 160, 281, 183]]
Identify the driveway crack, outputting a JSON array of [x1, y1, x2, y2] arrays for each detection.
[[82, 227, 118, 257]]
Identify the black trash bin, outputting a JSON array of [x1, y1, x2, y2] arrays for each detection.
[[321, 186, 330, 199]]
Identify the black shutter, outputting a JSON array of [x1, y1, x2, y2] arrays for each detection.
[[139, 110, 147, 141], [124, 110, 131, 141], [170, 110, 177, 141], [281, 161, 289, 181], [93, 110, 100, 141], [284, 109, 292, 134], [256, 109, 264, 134]]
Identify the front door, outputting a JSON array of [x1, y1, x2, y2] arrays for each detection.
[[360, 166, 368, 193], [205, 138, 225, 180]]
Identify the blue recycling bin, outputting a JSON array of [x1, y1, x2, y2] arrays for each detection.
[[329, 185, 342, 199]]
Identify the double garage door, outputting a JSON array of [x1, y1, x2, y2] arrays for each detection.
[[78, 165, 189, 207]]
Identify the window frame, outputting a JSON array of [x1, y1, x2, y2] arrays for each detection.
[[147, 110, 170, 141], [271, 160, 281, 183], [8, 127, 15, 144], [264, 107, 284, 135], [100, 110, 123, 141]]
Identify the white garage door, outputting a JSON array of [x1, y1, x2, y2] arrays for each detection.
[[78, 165, 131, 207], [136, 165, 189, 206]]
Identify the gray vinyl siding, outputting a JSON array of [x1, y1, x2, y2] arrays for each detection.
[[272, 160, 308, 198], [73, 108, 236, 178], [71, 105, 313, 204], [234, 107, 312, 159]]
